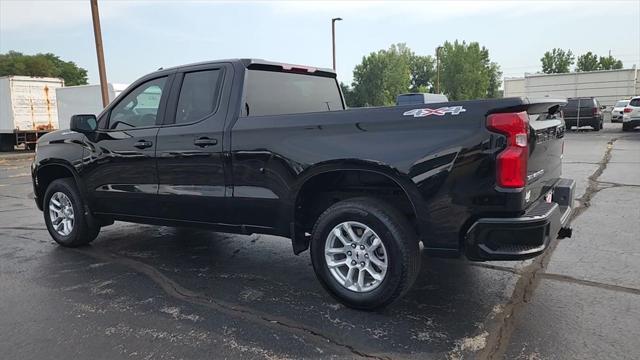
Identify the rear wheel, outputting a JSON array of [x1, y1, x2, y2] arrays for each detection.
[[44, 178, 100, 247], [310, 197, 420, 310], [593, 120, 601, 131]]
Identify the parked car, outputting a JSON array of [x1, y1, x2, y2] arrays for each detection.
[[31, 59, 574, 310], [396, 93, 448, 105], [622, 96, 640, 131], [562, 97, 604, 131], [611, 99, 630, 123]]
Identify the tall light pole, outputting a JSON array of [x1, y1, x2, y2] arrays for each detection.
[[435, 46, 443, 94], [331, 17, 342, 71], [91, 0, 109, 107]]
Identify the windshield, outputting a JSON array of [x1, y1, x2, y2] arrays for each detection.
[[615, 101, 629, 107]]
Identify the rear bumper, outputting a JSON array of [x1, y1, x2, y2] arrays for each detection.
[[564, 117, 599, 128], [622, 118, 640, 127], [465, 178, 575, 261]]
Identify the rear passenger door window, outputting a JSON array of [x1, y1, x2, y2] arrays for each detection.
[[174, 69, 223, 124]]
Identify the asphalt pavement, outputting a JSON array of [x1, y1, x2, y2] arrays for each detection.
[[1, 123, 638, 359]]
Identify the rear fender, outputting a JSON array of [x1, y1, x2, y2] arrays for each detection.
[[289, 159, 429, 254]]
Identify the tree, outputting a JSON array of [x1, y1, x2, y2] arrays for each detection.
[[350, 43, 413, 106], [540, 48, 574, 74], [576, 51, 600, 72], [438, 40, 502, 100], [409, 54, 435, 92], [598, 55, 623, 70], [340, 82, 357, 108], [0, 51, 88, 85]]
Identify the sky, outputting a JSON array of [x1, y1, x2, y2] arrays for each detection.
[[1, 0, 639, 86]]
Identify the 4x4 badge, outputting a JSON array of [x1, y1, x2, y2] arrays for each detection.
[[403, 106, 467, 117]]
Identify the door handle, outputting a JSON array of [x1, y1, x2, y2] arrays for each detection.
[[133, 140, 153, 149], [194, 137, 218, 147]]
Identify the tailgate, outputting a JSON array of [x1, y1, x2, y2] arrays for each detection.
[[525, 99, 566, 207]]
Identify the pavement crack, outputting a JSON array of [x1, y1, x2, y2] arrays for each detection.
[[0, 207, 32, 213], [479, 137, 619, 360], [462, 261, 523, 276], [593, 180, 640, 188], [570, 138, 617, 220], [0, 226, 47, 231], [74, 247, 388, 360], [538, 273, 640, 296], [0, 194, 29, 200]]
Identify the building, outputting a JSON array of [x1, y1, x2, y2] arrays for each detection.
[[503, 68, 639, 107]]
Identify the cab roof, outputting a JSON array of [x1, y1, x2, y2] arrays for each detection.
[[160, 58, 336, 77]]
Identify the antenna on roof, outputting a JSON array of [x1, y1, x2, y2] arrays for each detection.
[[158, 67, 163, 70]]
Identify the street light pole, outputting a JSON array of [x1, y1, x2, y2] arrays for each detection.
[[435, 46, 443, 94], [331, 17, 342, 71], [90, 0, 109, 107]]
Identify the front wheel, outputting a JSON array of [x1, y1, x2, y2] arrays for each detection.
[[310, 197, 420, 310], [44, 178, 100, 247]]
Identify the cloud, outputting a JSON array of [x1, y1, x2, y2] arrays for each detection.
[[0, 0, 141, 31]]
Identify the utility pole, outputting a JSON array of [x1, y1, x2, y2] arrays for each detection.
[[91, 0, 109, 107], [331, 17, 342, 71], [435, 46, 443, 94]]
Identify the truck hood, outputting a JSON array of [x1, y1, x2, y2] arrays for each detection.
[[37, 129, 86, 145]]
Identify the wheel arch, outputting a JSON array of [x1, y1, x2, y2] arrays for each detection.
[[35, 161, 84, 210], [290, 160, 427, 254]]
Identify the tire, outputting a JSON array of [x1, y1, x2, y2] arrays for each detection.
[[593, 121, 601, 131], [310, 197, 420, 310], [622, 124, 631, 132], [43, 178, 100, 247]]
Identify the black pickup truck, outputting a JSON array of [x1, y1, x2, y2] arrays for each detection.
[[32, 59, 574, 309]]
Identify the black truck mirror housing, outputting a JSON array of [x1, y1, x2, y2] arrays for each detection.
[[70, 114, 98, 133]]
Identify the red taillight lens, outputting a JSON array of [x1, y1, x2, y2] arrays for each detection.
[[624, 107, 632, 113], [593, 107, 598, 116], [487, 112, 529, 188]]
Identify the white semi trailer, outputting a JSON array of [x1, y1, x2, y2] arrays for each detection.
[[0, 76, 64, 151], [56, 83, 127, 130]]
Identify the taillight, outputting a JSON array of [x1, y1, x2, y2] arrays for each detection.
[[624, 107, 632, 113], [487, 112, 529, 188], [593, 107, 598, 116]]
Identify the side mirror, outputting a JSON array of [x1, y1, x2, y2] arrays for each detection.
[[70, 114, 97, 133]]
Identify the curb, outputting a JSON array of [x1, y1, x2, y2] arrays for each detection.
[[0, 151, 35, 160]]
